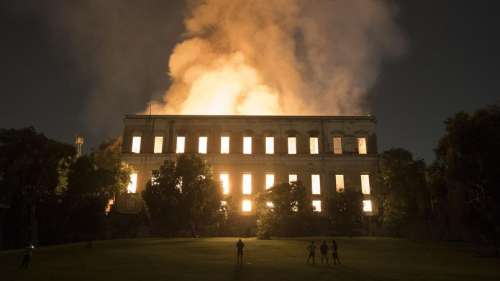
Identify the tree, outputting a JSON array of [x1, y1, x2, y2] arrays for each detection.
[[328, 189, 364, 236], [142, 154, 223, 236], [376, 148, 430, 237], [429, 105, 500, 241]]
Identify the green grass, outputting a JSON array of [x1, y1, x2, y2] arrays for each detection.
[[1, 237, 498, 281]]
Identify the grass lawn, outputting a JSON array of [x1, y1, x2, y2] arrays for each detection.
[[1, 237, 498, 281]]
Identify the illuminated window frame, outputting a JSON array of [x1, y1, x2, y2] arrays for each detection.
[[128, 173, 138, 193], [153, 136, 163, 154], [289, 174, 298, 184], [265, 137, 274, 154], [198, 136, 208, 154], [221, 136, 230, 154], [361, 174, 371, 195], [243, 137, 252, 154], [363, 200, 373, 212], [333, 137, 342, 154], [309, 137, 319, 154], [176, 136, 185, 154], [131, 136, 141, 154], [288, 137, 297, 154], [335, 174, 345, 192], [358, 137, 367, 155], [265, 174, 275, 190], [220, 173, 230, 195], [242, 173, 252, 195], [312, 200, 322, 212], [311, 174, 321, 195], [242, 199, 252, 212]]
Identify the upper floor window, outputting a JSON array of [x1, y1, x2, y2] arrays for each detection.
[[361, 174, 371, 195], [289, 174, 298, 184], [311, 174, 321, 195], [265, 174, 275, 190], [176, 136, 185, 154], [153, 136, 163, 154], [288, 137, 297, 154], [243, 137, 252, 154], [309, 137, 319, 154], [221, 136, 230, 154], [335, 174, 345, 192], [219, 173, 230, 195], [242, 199, 252, 212], [127, 173, 138, 193], [363, 200, 373, 212], [265, 137, 274, 154], [131, 136, 141, 154], [242, 173, 252, 195], [358, 137, 367, 155], [198, 136, 208, 154], [333, 137, 342, 154]]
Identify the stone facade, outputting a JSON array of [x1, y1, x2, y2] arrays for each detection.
[[121, 115, 379, 215]]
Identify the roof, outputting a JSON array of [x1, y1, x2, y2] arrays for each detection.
[[124, 114, 376, 122]]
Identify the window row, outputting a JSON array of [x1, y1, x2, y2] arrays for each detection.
[[127, 172, 371, 197], [222, 198, 373, 213], [131, 135, 368, 155]]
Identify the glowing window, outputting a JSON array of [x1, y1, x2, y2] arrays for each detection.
[[131, 136, 141, 153], [153, 136, 163, 154], [311, 174, 321, 195], [309, 137, 319, 154], [265, 137, 274, 154], [363, 200, 373, 212], [288, 137, 297, 154], [333, 137, 342, 154], [265, 174, 275, 190], [176, 136, 185, 154], [127, 173, 138, 193], [312, 200, 322, 212], [361, 174, 371, 195], [220, 173, 230, 195], [220, 200, 227, 207], [289, 174, 298, 184], [242, 173, 252, 195], [242, 199, 252, 212], [221, 136, 230, 154], [358, 137, 367, 155], [243, 137, 252, 154], [266, 201, 274, 208], [198, 136, 208, 154], [336, 174, 345, 192]]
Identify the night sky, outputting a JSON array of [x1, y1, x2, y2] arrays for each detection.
[[1, 0, 499, 162]]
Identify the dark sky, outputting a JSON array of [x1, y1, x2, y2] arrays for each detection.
[[1, 0, 499, 162]]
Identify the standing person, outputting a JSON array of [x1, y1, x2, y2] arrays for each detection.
[[19, 244, 34, 269], [332, 239, 341, 265], [320, 240, 329, 265], [236, 239, 245, 265], [306, 241, 316, 265]]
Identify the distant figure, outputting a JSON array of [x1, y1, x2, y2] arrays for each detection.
[[306, 241, 316, 265], [19, 245, 34, 269], [332, 240, 341, 265], [320, 240, 329, 264], [236, 239, 245, 265]]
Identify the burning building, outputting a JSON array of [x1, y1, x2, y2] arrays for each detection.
[[121, 114, 378, 215]]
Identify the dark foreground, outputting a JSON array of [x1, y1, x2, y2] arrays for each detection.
[[1, 237, 498, 281]]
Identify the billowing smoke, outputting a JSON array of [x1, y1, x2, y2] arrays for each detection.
[[151, 0, 405, 115]]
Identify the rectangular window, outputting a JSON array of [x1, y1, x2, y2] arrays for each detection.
[[242, 199, 252, 212], [311, 174, 321, 195], [265, 137, 274, 154], [361, 174, 371, 195], [312, 200, 322, 212], [333, 137, 342, 154], [221, 136, 230, 154], [153, 136, 163, 154], [266, 201, 274, 208], [289, 174, 298, 184], [131, 136, 141, 154], [242, 173, 252, 195], [198, 136, 208, 154], [127, 173, 138, 193], [336, 174, 345, 192], [309, 137, 319, 154], [176, 136, 185, 154], [220, 173, 230, 195], [243, 137, 252, 154], [363, 200, 373, 212], [358, 137, 367, 155], [288, 137, 297, 154], [265, 174, 275, 190]]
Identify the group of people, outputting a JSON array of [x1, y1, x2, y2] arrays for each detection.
[[307, 240, 341, 265], [235, 239, 341, 266]]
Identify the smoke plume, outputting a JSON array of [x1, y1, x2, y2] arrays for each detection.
[[151, 0, 405, 115]]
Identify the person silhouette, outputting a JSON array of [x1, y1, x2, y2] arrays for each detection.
[[306, 241, 316, 265], [236, 239, 245, 265], [332, 240, 341, 265], [19, 244, 34, 269], [320, 240, 329, 264]]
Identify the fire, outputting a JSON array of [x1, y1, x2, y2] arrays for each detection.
[[148, 0, 405, 116]]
